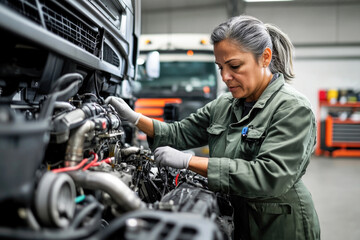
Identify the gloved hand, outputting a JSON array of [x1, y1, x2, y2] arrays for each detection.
[[105, 96, 141, 125], [154, 146, 192, 169]]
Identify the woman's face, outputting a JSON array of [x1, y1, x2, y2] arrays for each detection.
[[214, 39, 272, 101]]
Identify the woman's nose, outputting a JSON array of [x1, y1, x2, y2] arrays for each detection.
[[221, 69, 232, 83]]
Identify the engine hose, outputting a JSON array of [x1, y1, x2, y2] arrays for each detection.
[[49, 73, 83, 94], [65, 120, 95, 166], [121, 146, 140, 157], [39, 78, 82, 120], [54, 101, 75, 110], [68, 171, 145, 211], [70, 201, 103, 229]]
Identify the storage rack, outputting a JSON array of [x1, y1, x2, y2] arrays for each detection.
[[315, 101, 360, 157]]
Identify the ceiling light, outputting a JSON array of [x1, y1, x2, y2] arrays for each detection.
[[244, 0, 294, 2]]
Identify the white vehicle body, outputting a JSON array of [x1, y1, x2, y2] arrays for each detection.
[[135, 34, 226, 122], [138, 33, 226, 97], [134, 34, 227, 157]]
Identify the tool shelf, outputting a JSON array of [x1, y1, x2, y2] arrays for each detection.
[[315, 101, 360, 157]]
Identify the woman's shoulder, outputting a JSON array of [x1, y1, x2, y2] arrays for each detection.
[[277, 83, 313, 111]]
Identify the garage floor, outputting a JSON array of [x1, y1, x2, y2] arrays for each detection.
[[302, 156, 360, 240]]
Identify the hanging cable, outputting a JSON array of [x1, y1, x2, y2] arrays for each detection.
[[94, 72, 105, 104], [70, 196, 103, 230], [82, 153, 99, 171], [89, 157, 111, 167]]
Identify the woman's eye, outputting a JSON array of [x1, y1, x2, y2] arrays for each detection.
[[230, 65, 240, 69]]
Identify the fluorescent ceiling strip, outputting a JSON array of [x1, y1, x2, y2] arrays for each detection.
[[244, 0, 294, 2]]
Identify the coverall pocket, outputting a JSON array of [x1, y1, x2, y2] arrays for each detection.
[[247, 202, 296, 240], [206, 124, 226, 154], [241, 128, 265, 161]]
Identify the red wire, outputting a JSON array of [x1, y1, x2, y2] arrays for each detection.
[[52, 158, 89, 173], [90, 158, 111, 167], [175, 173, 180, 186], [82, 153, 98, 171], [52, 153, 109, 173]]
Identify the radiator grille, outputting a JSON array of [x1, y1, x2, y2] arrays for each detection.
[[103, 43, 120, 67], [42, 2, 100, 55], [0, 0, 121, 59], [0, 0, 41, 24]]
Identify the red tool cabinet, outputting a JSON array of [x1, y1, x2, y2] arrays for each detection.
[[315, 101, 360, 157]]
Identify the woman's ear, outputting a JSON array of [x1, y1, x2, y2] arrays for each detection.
[[262, 47, 272, 67]]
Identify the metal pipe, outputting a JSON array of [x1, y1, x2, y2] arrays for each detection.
[[65, 120, 95, 166], [121, 146, 141, 157], [54, 101, 75, 110], [68, 171, 145, 211], [62, 109, 86, 126]]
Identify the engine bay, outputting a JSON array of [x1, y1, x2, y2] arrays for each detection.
[[0, 1, 233, 239]]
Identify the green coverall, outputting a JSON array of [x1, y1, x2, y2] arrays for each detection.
[[149, 74, 321, 240]]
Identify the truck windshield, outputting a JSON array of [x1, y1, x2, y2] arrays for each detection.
[[134, 61, 217, 98]]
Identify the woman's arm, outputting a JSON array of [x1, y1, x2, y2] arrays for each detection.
[[136, 115, 154, 138], [188, 156, 209, 177]]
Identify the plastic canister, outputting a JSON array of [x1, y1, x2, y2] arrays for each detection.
[[327, 89, 338, 104], [318, 90, 327, 102]]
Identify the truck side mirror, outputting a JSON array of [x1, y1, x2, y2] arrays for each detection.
[[145, 51, 160, 79]]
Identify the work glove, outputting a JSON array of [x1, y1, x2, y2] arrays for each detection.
[[154, 146, 192, 169], [105, 96, 141, 125]]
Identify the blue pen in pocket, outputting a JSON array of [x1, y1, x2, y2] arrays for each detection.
[[242, 126, 248, 139]]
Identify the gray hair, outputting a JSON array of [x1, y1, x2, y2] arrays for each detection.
[[211, 15, 295, 81]]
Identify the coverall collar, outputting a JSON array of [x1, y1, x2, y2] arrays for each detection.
[[232, 73, 285, 123]]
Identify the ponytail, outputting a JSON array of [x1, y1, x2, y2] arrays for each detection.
[[211, 15, 295, 82], [265, 23, 295, 81]]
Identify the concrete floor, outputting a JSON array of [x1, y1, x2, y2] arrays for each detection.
[[302, 155, 360, 240]]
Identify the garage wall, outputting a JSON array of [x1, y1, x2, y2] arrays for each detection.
[[141, 4, 228, 35], [141, 2, 360, 44], [246, 2, 360, 112], [141, 2, 360, 113], [246, 3, 360, 44]]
